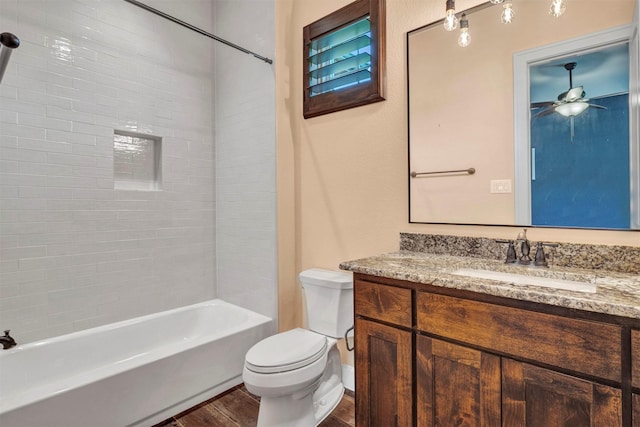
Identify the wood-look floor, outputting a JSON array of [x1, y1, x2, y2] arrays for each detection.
[[154, 384, 355, 427]]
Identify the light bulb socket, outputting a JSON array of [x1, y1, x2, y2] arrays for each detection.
[[460, 13, 469, 29], [446, 0, 455, 12]]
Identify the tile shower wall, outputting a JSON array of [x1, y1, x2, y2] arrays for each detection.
[[0, 0, 216, 343], [213, 0, 277, 323]]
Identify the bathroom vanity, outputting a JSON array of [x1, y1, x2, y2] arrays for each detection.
[[341, 235, 640, 426]]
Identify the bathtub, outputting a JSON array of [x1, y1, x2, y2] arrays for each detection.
[[0, 299, 272, 427]]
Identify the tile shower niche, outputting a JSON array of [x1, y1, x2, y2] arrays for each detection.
[[113, 130, 162, 191]]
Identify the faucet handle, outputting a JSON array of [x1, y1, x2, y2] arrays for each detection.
[[495, 239, 517, 264], [534, 242, 558, 267], [534, 243, 548, 267]]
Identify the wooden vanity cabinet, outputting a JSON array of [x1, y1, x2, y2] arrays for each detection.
[[354, 274, 628, 427], [354, 281, 413, 426]]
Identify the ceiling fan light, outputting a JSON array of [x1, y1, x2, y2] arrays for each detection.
[[555, 102, 589, 117]]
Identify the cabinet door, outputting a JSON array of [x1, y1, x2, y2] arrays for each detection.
[[416, 335, 501, 426], [502, 358, 622, 426], [632, 329, 640, 389], [355, 317, 412, 427]]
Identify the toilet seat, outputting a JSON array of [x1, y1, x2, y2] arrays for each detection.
[[245, 328, 327, 374]]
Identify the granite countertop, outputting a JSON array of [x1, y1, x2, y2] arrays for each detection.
[[339, 251, 640, 319]]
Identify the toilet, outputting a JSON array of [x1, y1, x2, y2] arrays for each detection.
[[242, 268, 353, 427]]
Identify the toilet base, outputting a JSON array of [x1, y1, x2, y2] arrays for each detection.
[[256, 379, 344, 427]]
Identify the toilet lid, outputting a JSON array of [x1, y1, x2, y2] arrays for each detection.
[[245, 328, 327, 374]]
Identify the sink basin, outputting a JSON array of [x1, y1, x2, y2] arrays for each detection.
[[451, 268, 597, 293]]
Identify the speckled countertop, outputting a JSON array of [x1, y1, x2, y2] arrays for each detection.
[[339, 251, 640, 319]]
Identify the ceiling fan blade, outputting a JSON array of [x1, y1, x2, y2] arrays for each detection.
[[557, 90, 569, 101], [535, 107, 556, 118], [588, 103, 607, 110], [531, 101, 555, 108]]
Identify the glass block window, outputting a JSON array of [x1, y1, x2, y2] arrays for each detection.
[[113, 131, 162, 191], [303, 0, 386, 119]]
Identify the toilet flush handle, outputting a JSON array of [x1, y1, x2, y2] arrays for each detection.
[[344, 325, 354, 351]]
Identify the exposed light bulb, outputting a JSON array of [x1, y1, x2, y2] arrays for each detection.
[[490, 0, 504, 3], [443, 0, 458, 31], [549, 0, 566, 17], [458, 14, 470, 47], [501, 2, 515, 24]]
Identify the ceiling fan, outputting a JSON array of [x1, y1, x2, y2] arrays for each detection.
[[531, 62, 606, 143], [531, 62, 606, 118]]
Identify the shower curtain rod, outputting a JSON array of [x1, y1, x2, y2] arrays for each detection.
[[123, 0, 273, 64]]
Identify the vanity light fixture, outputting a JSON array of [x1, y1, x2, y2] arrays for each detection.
[[501, 2, 515, 24], [443, 0, 459, 31], [458, 14, 471, 47], [443, 0, 568, 46], [549, 0, 566, 17]]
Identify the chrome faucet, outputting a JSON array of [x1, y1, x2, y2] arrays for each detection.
[[1, 330, 17, 350]]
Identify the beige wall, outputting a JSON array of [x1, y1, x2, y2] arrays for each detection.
[[276, 0, 640, 333]]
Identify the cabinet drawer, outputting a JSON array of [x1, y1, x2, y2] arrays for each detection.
[[416, 292, 621, 382], [355, 280, 412, 328]]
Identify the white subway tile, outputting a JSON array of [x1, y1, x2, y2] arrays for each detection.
[[18, 185, 72, 199], [19, 255, 74, 271], [0, 246, 47, 261], [46, 82, 95, 103], [18, 112, 72, 131], [0, 260, 19, 274], [0, 110, 18, 124], [46, 129, 96, 145], [19, 87, 72, 109], [0, 122, 47, 139], [43, 175, 97, 188], [18, 138, 73, 153], [0, 160, 20, 173], [0, 135, 18, 148], [71, 188, 115, 200], [17, 64, 73, 88], [46, 105, 95, 124]]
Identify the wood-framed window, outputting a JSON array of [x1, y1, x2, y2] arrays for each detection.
[[303, 0, 386, 119]]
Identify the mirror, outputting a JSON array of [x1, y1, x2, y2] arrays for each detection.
[[408, 0, 639, 230]]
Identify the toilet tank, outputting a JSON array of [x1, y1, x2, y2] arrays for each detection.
[[299, 268, 353, 339]]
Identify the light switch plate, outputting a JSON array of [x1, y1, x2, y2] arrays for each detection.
[[490, 179, 512, 194]]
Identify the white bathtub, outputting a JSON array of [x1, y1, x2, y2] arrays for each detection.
[[0, 299, 272, 427]]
